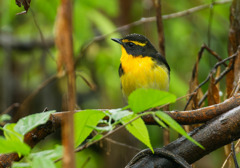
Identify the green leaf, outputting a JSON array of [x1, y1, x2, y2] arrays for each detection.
[[155, 111, 204, 149], [0, 114, 11, 122], [12, 162, 31, 168], [128, 89, 177, 113], [153, 115, 167, 128], [30, 145, 63, 161], [109, 108, 132, 121], [121, 114, 153, 153], [88, 134, 103, 143], [32, 157, 55, 168], [88, 125, 113, 132], [74, 110, 105, 147], [14, 111, 55, 135], [3, 123, 24, 142], [0, 137, 31, 155]]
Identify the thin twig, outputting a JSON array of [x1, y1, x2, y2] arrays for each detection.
[[75, 0, 231, 64], [221, 140, 240, 168], [203, 44, 228, 67], [74, 114, 144, 152], [162, 0, 231, 20], [221, 152, 233, 168], [105, 138, 141, 151], [54, 112, 152, 163], [1, 103, 20, 115], [198, 65, 234, 106], [231, 142, 239, 168], [185, 52, 237, 110], [30, 9, 56, 62], [20, 74, 59, 108], [185, 44, 229, 109], [76, 71, 96, 91], [81, 157, 91, 168], [233, 77, 240, 95], [17, 74, 61, 118]]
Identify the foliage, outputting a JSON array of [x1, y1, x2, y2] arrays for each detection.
[[74, 110, 105, 147], [126, 88, 176, 113], [0, 89, 204, 167], [0, 0, 234, 167], [0, 114, 11, 123], [0, 137, 30, 155], [14, 111, 55, 135]]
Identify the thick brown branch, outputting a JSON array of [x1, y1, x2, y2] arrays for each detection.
[[127, 105, 240, 167], [143, 93, 240, 125], [0, 94, 239, 166]]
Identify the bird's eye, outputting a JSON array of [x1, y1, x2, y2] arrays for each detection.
[[128, 42, 134, 47]]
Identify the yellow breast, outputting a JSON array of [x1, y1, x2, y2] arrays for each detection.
[[120, 46, 169, 97]]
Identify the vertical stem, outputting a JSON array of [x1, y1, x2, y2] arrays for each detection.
[[55, 0, 76, 167], [152, 0, 169, 145], [118, 0, 133, 30], [207, 0, 215, 48], [227, 0, 240, 97], [152, 0, 165, 57], [225, 0, 240, 166]]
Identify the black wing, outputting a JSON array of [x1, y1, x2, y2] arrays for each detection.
[[118, 63, 124, 77], [154, 53, 170, 72]]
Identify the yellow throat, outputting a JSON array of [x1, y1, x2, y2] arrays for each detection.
[[120, 46, 169, 97]]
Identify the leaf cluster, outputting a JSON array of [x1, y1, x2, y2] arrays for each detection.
[[0, 89, 204, 168]]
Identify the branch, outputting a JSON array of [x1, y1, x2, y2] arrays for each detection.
[[0, 94, 239, 167], [55, 0, 76, 167], [184, 51, 237, 110], [75, 0, 231, 66], [143, 93, 240, 125], [126, 105, 240, 167]]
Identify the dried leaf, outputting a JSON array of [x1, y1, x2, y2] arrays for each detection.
[[187, 49, 204, 110], [208, 75, 220, 105], [215, 66, 221, 90], [15, 0, 31, 13]]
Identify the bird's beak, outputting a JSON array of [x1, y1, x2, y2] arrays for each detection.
[[111, 38, 123, 45]]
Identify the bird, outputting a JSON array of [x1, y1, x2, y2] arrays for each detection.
[[111, 33, 170, 98]]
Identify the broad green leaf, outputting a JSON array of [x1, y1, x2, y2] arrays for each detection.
[[0, 114, 11, 122], [121, 114, 153, 153], [74, 110, 105, 147], [3, 123, 23, 142], [30, 145, 63, 161], [12, 162, 31, 168], [155, 111, 204, 149], [32, 157, 55, 168], [128, 89, 177, 113], [14, 111, 55, 135], [0, 137, 31, 155]]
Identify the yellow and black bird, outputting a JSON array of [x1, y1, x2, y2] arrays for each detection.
[[112, 33, 170, 98]]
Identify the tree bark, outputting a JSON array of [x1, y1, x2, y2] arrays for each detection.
[[126, 106, 240, 168]]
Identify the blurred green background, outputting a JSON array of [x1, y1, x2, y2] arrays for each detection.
[[0, 0, 233, 167]]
